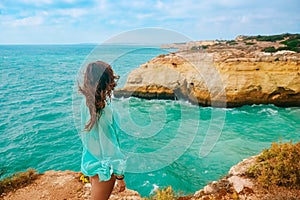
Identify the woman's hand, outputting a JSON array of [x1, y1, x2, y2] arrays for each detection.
[[116, 179, 126, 192]]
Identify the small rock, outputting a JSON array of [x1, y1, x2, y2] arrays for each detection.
[[228, 175, 254, 193], [229, 156, 257, 176], [193, 189, 205, 198], [203, 181, 218, 194]]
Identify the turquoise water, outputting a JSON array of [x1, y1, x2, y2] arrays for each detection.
[[1, 45, 300, 197]]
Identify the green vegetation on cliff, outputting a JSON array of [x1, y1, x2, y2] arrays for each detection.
[[147, 186, 177, 200], [280, 36, 300, 52], [226, 40, 238, 45], [248, 141, 300, 189], [243, 33, 300, 53], [244, 33, 298, 42], [263, 46, 277, 53], [148, 141, 300, 200], [0, 169, 38, 195]]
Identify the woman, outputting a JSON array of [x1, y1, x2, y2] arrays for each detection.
[[78, 61, 126, 200]]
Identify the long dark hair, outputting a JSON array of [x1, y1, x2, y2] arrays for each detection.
[[78, 61, 119, 131]]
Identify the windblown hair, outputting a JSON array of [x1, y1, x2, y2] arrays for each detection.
[[78, 61, 119, 131]]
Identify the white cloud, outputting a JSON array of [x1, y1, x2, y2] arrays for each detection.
[[11, 16, 44, 26], [136, 13, 153, 20], [1, 0, 298, 44], [16, 0, 90, 6], [18, 0, 53, 6], [155, 0, 164, 9], [40, 11, 50, 16], [240, 16, 249, 23], [215, 0, 245, 7], [94, 0, 109, 11], [129, 1, 148, 9], [61, 0, 77, 3], [207, 16, 231, 23], [17, 0, 83, 5], [55, 8, 88, 18], [155, 1, 203, 20]]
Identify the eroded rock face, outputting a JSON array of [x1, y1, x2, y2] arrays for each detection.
[[114, 52, 225, 106], [114, 51, 300, 107], [191, 156, 257, 200], [228, 176, 254, 193]]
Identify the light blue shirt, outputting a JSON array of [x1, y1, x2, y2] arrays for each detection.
[[80, 98, 126, 181]]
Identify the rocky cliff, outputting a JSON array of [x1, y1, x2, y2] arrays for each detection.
[[3, 156, 299, 199], [1, 170, 142, 200], [114, 34, 300, 107]]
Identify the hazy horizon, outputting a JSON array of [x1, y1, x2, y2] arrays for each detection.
[[1, 0, 299, 44]]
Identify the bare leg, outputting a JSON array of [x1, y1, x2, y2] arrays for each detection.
[[90, 174, 116, 200]]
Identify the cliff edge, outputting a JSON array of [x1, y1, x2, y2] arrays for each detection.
[[0, 170, 142, 200], [115, 34, 300, 107], [2, 154, 299, 199]]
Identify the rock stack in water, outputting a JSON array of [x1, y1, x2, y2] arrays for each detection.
[[114, 49, 300, 107]]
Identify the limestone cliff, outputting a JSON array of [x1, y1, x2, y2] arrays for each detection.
[[115, 35, 300, 107]]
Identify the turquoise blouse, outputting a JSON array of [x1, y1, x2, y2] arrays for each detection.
[[80, 99, 126, 181]]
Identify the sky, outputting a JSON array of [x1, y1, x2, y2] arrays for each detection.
[[0, 0, 299, 44]]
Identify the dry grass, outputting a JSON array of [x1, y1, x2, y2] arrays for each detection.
[[0, 169, 39, 196], [145, 186, 177, 200], [144, 186, 194, 200], [257, 185, 300, 200], [247, 141, 300, 189]]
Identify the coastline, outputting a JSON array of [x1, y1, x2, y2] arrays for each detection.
[[115, 33, 300, 107], [2, 146, 299, 200], [1, 34, 299, 199]]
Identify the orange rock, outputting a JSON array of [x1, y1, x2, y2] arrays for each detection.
[[115, 50, 300, 107]]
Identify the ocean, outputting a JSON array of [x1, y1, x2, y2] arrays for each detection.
[[1, 45, 299, 197]]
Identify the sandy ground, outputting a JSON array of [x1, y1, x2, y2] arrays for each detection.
[[0, 170, 142, 200]]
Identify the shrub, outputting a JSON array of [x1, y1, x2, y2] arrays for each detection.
[[201, 45, 208, 49], [191, 45, 208, 51], [280, 38, 300, 52], [248, 141, 300, 189], [263, 46, 277, 53], [190, 46, 201, 51], [0, 169, 39, 195], [256, 34, 285, 42], [280, 38, 300, 48], [226, 40, 238, 45], [245, 42, 255, 45], [147, 186, 177, 200], [291, 47, 300, 53], [277, 46, 290, 51]]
